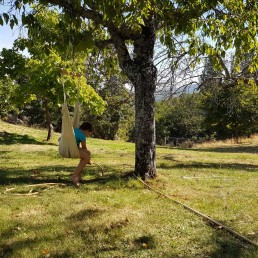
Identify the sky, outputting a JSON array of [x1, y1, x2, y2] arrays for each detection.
[[0, 25, 20, 50], [0, 4, 28, 51], [0, 4, 17, 50]]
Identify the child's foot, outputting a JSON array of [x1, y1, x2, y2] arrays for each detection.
[[70, 174, 83, 182], [70, 174, 81, 187]]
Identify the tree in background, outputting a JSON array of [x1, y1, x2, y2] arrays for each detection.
[[0, 77, 19, 119], [83, 75, 134, 140], [200, 55, 258, 141], [1, 0, 257, 179], [0, 45, 105, 140], [201, 83, 258, 141], [82, 50, 135, 140], [156, 93, 205, 144]]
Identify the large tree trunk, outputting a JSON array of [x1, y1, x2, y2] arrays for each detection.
[[134, 68, 156, 179], [110, 17, 157, 179], [132, 20, 157, 179]]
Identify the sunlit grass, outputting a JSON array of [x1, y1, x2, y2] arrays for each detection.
[[0, 120, 258, 257]]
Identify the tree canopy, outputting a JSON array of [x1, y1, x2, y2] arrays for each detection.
[[0, 45, 106, 139]]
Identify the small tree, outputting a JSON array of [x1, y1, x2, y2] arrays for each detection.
[[0, 46, 106, 140]]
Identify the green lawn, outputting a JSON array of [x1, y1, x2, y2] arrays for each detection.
[[0, 120, 258, 258]]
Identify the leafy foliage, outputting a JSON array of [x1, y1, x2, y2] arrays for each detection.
[[81, 75, 134, 140], [0, 46, 105, 132], [156, 94, 205, 144], [200, 81, 258, 140], [1, 0, 257, 70], [200, 55, 258, 140], [0, 78, 19, 119]]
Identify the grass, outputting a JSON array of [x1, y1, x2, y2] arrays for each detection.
[[0, 120, 258, 258]]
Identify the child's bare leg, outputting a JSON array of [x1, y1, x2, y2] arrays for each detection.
[[71, 149, 91, 187]]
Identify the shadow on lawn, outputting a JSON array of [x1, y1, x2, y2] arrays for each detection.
[[158, 144, 258, 154], [0, 131, 56, 145], [191, 145, 258, 154], [0, 224, 77, 258], [1, 216, 256, 258], [0, 236, 39, 257], [208, 229, 258, 258], [0, 166, 71, 186], [0, 164, 134, 189], [159, 157, 258, 172]]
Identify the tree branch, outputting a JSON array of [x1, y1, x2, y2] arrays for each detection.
[[216, 54, 231, 79]]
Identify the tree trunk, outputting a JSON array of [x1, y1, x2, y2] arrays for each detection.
[[133, 20, 157, 179], [47, 123, 54, 141], [110, 17, 157, 179], [134, 69, 156, 179], [44, 98, 53, 141]]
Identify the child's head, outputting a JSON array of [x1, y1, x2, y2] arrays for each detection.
[[80, 122, 93, 136], [80, 122, 93, 131]]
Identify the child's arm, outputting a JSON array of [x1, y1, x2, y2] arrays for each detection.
[[81, 141, 91, 164], [81, 140, 87, 150]]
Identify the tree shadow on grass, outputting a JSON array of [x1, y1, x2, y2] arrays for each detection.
[[0, 150, 11, 156], [158, 158, 258, 172], [0, 224, 79, 258], [175, 161, 258, 172], [81, 170, 136, 189], [67, 208, 103, 221], [0, 164, 135, 191], [0, 131, 57, 146], [1, 213, 256, 258], [158, 145, 258, 154], [0, 237, 40, 257], [0, 168, 70, 187], [207, 229, 258, 258], [192, 145, 258, 154]]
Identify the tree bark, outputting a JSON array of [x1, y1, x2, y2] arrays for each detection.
[[111, 18, 157, 179], [44, 98, 53, 141], [134, 68, 157, 179]]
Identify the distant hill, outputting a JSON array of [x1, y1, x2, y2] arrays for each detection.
[[155, 83, 199, 101]]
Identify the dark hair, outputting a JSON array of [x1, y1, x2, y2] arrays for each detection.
[[80, 122, 93, 131]]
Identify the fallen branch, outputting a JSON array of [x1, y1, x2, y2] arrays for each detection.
[[4, 183, 67, 196]]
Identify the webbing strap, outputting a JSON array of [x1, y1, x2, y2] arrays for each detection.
[[61, 74, 66, 103]]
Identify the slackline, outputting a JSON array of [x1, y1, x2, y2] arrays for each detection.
[[134, 175, 258, 248]]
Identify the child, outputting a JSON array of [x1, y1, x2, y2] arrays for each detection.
[[70, 121, 93, 187]]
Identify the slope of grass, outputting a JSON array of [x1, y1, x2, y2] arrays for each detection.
[[0, 120, 258, 258]]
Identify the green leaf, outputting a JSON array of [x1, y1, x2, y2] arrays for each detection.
[[15, 1, 22, 9], [10, 19, 15, 29], [13, 15, 18, 25], [21, 13, 26, 24], [3, 13, 9, 24]]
